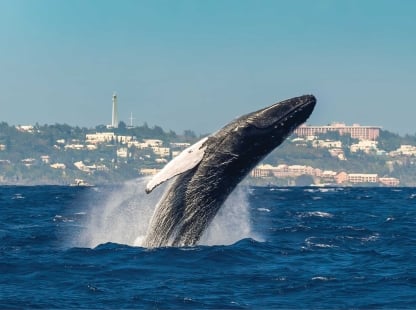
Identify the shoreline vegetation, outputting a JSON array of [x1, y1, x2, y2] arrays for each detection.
[[1, 121, 416, 186]]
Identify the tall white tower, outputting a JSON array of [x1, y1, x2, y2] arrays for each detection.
[[111, 92, 119, 128]]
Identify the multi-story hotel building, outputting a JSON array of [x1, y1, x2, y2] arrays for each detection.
[[348, 173, 378, 184], [294, 122, 381, 141]]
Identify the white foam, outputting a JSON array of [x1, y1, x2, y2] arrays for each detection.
[[305, 237, 338, 249], [312, 276, 334, 281], [361, 233, 380, 242], [199, 186, 259, 246], [133, 235, 146, 246], [75, 177, 160, 248], [257, 207, 271, 212], [12, 193, 24, 200], [270, 188, 291, 192], [310, 211, 333, 218], [74, 178, 257, 248], [299, 211, 334, 218]]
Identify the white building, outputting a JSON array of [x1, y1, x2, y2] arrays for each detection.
[[21, 158, 36, 167], [321, 170, 337, 179], [50, 163, 66, 170], [64, 144, 84, 150], [152, 147, 170, 157], [350, 140, 379, 154], [143, 139, 163, 147], [74, 161, 90, 172], [170, 142, 191, 149], [313, 140, 342, 149], [172, 150, 182, 158], [328, 148, 346, 160], [251, 164, 322, 178], [117, 148, 128, 158], [86, 144, 98, 150], [40, 155, 50, 164], [139, 168, 161, 176], [379, 177, 400, 186], [86, 132, 116, 144], [16, 125, 35, 133], [389, 145, 416, 157], [128, 139, 164, 149], [251, 164, 274, 177], [117, 135, 135, 144]]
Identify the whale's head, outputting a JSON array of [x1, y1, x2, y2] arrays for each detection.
[[246, 94, 316, 135], [220, 95, 316, 162]]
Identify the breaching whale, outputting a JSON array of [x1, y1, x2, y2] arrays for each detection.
[[142, 95, 316, 247]]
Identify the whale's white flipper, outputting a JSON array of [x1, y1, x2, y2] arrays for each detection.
[[145, 136, 209, 193]]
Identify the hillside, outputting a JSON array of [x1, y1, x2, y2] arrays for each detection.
[[1, 122, 416, 186]]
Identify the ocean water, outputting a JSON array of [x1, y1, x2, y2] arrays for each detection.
[[1, 180, 416, 309]]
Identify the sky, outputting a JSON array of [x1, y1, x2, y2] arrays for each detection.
[[1, 0, 415, 135]]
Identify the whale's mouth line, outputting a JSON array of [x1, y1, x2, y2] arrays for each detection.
[[274, 100, 315, 130], [289, 97, 316, 117], [253, 98, 315, 130]]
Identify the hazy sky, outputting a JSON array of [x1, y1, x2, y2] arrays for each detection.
[[1, 0, 415, 135]]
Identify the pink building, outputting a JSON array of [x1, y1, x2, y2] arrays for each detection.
[[295, 123, 381, 141], [348, 173, 378, 183]]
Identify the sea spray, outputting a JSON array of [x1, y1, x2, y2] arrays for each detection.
[[200, 185, 257, 246], [75, 178, 255, 248], [76, 178, 160, 248]]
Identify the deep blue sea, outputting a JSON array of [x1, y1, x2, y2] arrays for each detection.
[[1, 180, 416, 309]]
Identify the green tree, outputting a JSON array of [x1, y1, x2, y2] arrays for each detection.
[[378, 130, 402, 152]]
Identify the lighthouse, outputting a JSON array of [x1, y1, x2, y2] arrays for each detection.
[[111, 92, 119, 128]]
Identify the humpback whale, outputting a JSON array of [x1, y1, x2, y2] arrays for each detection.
[[142, 95, 316, 247]]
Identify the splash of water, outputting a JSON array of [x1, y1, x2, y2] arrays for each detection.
[[76, 178, 158, 248], [76, 178, 256, 248], [199, 186, 256, 246]]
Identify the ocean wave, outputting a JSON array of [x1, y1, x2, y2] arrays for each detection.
[[269, 188, 292, 192], [2, 185, 416, 309], [311, 196, 323, 200], [360, 233, 380, 242], [298, 211, 334, 218], [304, 236, 338, 249], [11, 193, 24, 200], [311, 276, 336, 281], [257, 207, 271, 212]]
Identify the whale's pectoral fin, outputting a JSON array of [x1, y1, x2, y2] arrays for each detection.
[[145, 136, 209, 193]]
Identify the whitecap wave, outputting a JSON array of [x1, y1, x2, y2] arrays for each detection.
[[257, 207, 271, 212], [305, 237, 338, 249], [299, 211, 334, 218], [312, 276, 335, 281], [360, 233, 380, 242], [270, 188, 291, 192]]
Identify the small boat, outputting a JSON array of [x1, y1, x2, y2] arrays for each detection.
[[70, 179, 93, 187]]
